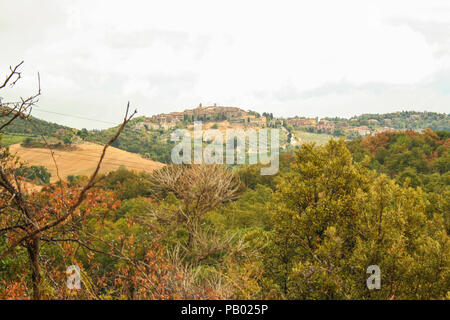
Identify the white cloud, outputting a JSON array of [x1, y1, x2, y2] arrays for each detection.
[[0, 0, 449, 129]]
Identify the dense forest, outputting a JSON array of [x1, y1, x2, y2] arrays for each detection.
[[1, 129, 448, 299], [323, 111, 450, 131], [349, 111, 449, 131]]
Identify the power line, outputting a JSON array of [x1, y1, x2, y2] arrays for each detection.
[[1, 102, 125, 126], [32, 104, 122, 125]]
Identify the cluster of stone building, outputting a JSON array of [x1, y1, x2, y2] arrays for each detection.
[[140, 104, 267, 130], [285, 117, 396, 136]]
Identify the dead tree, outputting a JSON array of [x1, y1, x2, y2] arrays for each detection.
[[149, 164, 241, 247]]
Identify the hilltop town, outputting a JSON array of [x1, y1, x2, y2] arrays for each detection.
[[141, 104, 268, 130], [137, 105, 449, 139]]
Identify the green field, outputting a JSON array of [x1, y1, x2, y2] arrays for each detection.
[[0, 134, 28, 146], [294, 131, 335, 146]]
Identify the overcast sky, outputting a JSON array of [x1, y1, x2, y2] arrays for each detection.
[[1, 0, 450, 129]]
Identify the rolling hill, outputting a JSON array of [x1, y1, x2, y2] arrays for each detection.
[[9, 142, 164, 183]]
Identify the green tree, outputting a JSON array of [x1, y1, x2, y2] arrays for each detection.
[[263, 139, 449, 299]]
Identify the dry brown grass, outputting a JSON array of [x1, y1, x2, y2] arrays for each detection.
[[9, 142, 164, 183]]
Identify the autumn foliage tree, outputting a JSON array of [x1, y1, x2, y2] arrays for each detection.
[[0, 61, 136, 299]]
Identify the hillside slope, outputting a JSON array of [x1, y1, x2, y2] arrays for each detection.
[[9, 142, 164, 183], [0, 111, 71, 136]]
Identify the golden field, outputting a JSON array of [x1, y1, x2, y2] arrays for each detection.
[[9, 142, 164, 183]]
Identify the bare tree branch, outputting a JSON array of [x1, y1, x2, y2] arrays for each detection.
[[0, 103, 136, 260], [0, 61, 23, 90], [0, 63, 41, 131]]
